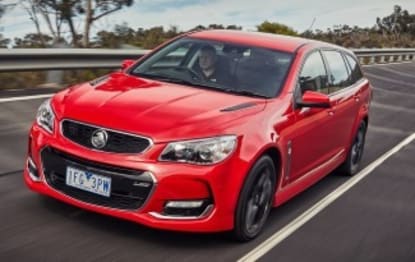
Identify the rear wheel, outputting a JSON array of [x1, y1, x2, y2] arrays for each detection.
[[233, 156, 276, 241], [339, 121, 367, 176]]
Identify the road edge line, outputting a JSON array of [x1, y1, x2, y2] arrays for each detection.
[[0, 94, 53, 103]]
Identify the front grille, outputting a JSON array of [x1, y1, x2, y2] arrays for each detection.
[[61, 120, 151, 154], [41, 147, 154, 210]]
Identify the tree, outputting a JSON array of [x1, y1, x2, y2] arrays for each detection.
[[257, 21, 298, 36], [1, 1, 17, 24], [376, 5, 415, 39], [0, 1, 5, 46], [20, 0, 68, 46], [0, 2, 4, 19], [0, 1, 16, 48], [93, 23, 134, 48], [81, 0, 133, 47], [190, 24, 242, 31], [0, 37, 9, 47], [22, 0, 134, 47]]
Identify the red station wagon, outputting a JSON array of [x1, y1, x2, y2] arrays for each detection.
[[24, 30, 372, 241]]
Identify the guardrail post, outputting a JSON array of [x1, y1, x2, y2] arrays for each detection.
[[369, 56, 375, 64], [379, 56, 385, 63], [397, 55, 403, 62], [413, 54, 415, 61], [359, 57, 365, 65], [388, 55, 395, 63]]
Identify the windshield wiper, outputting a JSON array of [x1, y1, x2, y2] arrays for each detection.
[[223, 89, 269, 98], [135, 72, 197, 86]]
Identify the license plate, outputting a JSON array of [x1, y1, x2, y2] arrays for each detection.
[[65, 166, 111, 197]]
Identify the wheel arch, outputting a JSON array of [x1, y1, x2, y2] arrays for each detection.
[[245, 145, 284, 195]]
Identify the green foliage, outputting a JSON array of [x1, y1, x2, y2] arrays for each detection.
[[0, 71, 47, 89], [93, 24, 241, 49], [63, 69, 113, 86], [93, 25, 179, 49], [0, 34, 9, 48], [190, 24, 242, 31], [257, 21, 298, 36], [14, 33, 54, 48]]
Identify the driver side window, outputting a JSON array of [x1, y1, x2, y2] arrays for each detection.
[[299, 51, 329, 94]]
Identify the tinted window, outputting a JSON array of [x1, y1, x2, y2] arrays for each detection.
[[344, 54, 363, 84], [299, 51, 329, 94], [323, 51, 350, 92], [234, 47, 292, 97]]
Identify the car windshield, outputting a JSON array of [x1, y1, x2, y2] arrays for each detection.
[[129, 37, 294, 98]]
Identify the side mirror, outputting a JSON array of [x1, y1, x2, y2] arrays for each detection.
[[121, 59, 135, 70], [296, 91, 331, 108]]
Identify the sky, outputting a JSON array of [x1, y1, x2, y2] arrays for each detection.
[[1, 0, 415, 42]]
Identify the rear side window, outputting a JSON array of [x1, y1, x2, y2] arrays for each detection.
[[344, 54, 363, 84], [323, 50, 350, 93], [299, 51, 329, 94]]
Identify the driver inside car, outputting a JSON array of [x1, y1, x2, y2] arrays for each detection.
[[196, 45, 232, 86]]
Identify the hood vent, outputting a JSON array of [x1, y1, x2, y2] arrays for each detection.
[[220, 102, 257, 112], [89, 75, 109, 86]]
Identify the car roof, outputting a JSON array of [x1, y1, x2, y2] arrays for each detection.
[[188, 30, 311, 53], [188, 30, 351, 55]]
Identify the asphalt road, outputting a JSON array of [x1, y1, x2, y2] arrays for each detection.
[[0, 63, 414, 262]]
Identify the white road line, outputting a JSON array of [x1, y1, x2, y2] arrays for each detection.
[[238, 132, 415, 262], [0, 94, 53, 103]]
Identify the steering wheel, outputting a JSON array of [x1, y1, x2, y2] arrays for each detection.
[[173, 66, 203, 81]]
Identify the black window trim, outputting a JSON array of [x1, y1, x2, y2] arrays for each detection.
[[293, 47, 330, 106], [342, 51, 364, 84], [320, 48, 364, 96]]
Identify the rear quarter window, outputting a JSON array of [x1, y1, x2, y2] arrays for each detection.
[[323, 50, 350, 93], [344, 53, 364, 84]]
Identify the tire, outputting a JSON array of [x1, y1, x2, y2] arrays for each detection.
[[233, 155, 277, 241], [338, 121, 367, 176]]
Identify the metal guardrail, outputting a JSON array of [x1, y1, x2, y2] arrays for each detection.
[[0, 49, 149, 72], [352, 48, 415, 64], [0, 48, 414, 72]]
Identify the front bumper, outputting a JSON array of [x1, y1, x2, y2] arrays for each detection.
[[24, 123, 250, 233]]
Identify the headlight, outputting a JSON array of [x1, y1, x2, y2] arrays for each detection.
[[36, 98, 55, 133], [159, 135, 237, 165]]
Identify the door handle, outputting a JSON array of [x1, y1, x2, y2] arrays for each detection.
[[353, 94, 360, 102], [328, 110, 335, 116]]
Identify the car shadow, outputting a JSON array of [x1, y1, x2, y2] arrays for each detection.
[[38, 195, 236, 248]]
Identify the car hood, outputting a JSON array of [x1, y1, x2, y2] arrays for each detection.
[[53, 72, 266, 142]]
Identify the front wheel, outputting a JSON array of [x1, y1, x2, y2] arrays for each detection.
[[233, 155, 276, 241], [338, 121, 367, 176]]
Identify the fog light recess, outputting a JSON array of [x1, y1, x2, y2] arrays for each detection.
[[27, 157, 41, 182], [149, 199, 213, 220]]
